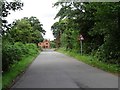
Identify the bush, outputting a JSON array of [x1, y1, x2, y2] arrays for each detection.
[[94, 44, 120, 64], [14, 42, 29, 56], [2, 43, 14, 71], [2, 42, 39, 72], [26, 43, 38, 55], [50, 41, 56, 48]]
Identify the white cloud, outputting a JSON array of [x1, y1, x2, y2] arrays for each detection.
[[6, 0, 60, 41]]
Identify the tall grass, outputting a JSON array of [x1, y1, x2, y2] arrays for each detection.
[[57, 48, 119, 75], [2, 42, 40, 89], [2, 53, 39, 89]]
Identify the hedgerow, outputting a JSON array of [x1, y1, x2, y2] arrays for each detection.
[[2, 42, 39, 72]]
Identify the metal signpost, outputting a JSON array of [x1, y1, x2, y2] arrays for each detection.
[[79, 35, 84, 55]]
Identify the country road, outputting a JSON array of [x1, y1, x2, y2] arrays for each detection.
[[11, 49, 118, 88]]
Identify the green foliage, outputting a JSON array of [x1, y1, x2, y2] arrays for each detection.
[[2, 15, 44, 72], [52, 2, 120, 65], [2, 53, 39, 89], [57, 48, 120, 74], [1, 16, 45, 46], [1, 1, 44, 88], [8, 18, 44, 44], [25, 16, 46, 35], [50, 41, 56, 48], [1, 0, 23, 35], [9, 19, 32, 43], [26, 43, 39, 55], [2, 17, 44, 72], [2, 42, 39, 72]]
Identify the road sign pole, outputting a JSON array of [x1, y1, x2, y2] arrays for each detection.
[[80, 40, 82, 55], [79, 34, 84, 55]]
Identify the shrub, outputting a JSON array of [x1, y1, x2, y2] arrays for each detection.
[[2, 43, 14, 71], [14, 42, 28, 56], [26, 43, 38, 55], [94, 44, 119, 64], [2, 42, 39, 72]]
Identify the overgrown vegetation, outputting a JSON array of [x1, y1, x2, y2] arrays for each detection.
[[2, 42, 39, 72], [2, 0, 45, 73], [1, 0, 45, 89], [52, 2, 120, 69], [2, 51, 39, 89], [50, 40, 56, 48], [57, 48, 120, 75]]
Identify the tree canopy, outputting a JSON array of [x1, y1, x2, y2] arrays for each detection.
[[1, 0, 23, 35], [52, 2, 120, 64], [3, 17, 45, 44], [2, 0, 45, 72]]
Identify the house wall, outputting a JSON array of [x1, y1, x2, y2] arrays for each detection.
[[38, 40, 50, 48]]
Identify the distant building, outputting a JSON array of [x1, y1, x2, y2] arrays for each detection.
[[38, 39, 50, 48]]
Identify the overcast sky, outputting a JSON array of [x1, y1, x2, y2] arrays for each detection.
[[6, 0, 60, 41]]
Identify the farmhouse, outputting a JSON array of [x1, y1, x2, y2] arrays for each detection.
[[38, 39, 50, 49]]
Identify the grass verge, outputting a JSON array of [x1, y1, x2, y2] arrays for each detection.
[[2, 52, 40, 89], [57, 48, 119, 76]]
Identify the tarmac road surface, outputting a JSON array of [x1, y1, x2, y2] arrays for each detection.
[[11, 49, 118, 88]]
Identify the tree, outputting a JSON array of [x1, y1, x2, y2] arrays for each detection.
[[23, 16, 45, 43], [51, 20, 67, 48], [6, 17, 44, 44], [24, 16, 46, 35], [53, 2, 120, 64], [1, 0, 23, 35]]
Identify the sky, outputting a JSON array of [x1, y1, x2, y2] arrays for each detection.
[[6, 0, 60, 41]]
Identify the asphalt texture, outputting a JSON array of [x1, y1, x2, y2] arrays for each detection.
[[11, 49, 118, 88]]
